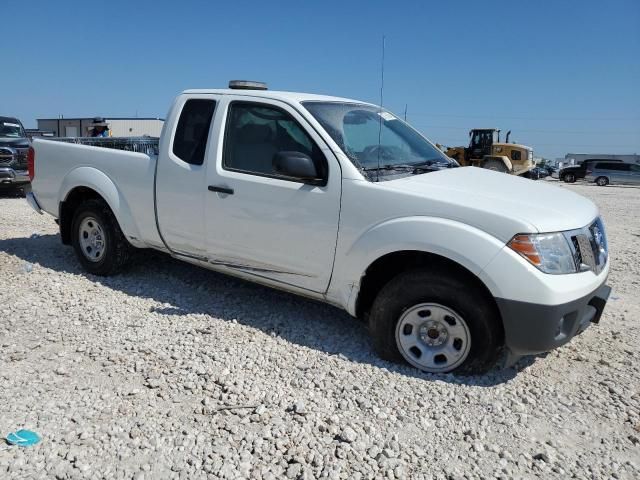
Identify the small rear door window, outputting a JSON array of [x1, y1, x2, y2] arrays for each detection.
[[603, 163, 629, 171], [173, 99, 216, 165]]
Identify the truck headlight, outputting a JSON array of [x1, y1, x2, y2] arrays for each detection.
[[508, 232, 576, 274]]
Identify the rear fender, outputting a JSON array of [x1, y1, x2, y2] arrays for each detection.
[[59, 166, 141, 243]]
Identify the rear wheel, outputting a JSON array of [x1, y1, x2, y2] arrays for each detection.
[[369, 269, 503, 374], [71, 199, 131, 275], [564, 173, 576, 183], [482, 159, 509, 173], [596, 176, 609, 186]]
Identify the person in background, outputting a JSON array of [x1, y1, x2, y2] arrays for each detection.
[[89, 118, 110, 137]]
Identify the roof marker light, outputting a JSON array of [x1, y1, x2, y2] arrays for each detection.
[[228, 80, 268, 90]]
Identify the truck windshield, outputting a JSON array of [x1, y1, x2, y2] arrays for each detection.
[[302, 102, 453, 177], [0, 120, 25, 138]]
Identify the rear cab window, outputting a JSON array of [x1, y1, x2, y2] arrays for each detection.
[[173, 99, 217, 165]]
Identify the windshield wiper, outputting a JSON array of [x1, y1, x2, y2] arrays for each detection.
[[363, 163, 438, 173]]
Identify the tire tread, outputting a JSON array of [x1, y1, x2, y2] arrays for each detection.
[[71, 199, 131, 276], [369, 268, 503, 374]]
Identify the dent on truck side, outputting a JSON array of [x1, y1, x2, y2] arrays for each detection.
[[59, 166, 144, 247], [328, 216, 507, 316]]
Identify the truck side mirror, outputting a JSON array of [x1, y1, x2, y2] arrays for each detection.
[[273, 151, 323, 185]]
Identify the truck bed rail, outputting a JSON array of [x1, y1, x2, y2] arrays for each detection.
[[47, 137, 159, 156]]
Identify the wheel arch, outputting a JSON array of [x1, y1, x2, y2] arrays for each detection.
[[355, 250, 502, 329], [333, 216, 507, 317], [58, 167, 140, 246]]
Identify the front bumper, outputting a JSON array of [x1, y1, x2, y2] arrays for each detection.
[[0, 167, 29, 186], [497, 281, 611, 358]]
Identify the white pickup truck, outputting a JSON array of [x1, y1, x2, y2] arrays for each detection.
[[26, 81, 610, 374]]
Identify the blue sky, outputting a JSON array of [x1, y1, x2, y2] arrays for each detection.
[[3, 0, 639, 158]]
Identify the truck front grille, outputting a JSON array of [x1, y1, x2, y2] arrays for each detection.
[[568, 218, 608, 274], [571, 236, 583, 267], [0, 147, 28, 168], [13, 149, 28, 168]]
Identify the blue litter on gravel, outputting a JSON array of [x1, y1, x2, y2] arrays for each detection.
[[6, 430, 41, 447]]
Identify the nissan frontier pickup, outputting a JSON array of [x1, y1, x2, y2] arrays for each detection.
[[26, 81, 611, 374]]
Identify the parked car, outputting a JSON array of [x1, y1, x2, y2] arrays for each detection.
[[0, 116, 30, 191], [26, 81, 611, 374], [558, 159, 624, 183], [525, 167, 549, 180], [586, 161, 640, 186]]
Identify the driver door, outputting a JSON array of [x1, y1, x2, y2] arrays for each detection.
[[204, 97, 341, 293]]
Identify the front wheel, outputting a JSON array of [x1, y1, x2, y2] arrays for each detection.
[[596, 176, 609, 187], [564, 173, 576, 183], [369, 270, 503, 374], [71, 199, 131, 276]]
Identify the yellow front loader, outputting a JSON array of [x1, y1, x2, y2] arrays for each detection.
[[444, 129, 534, 176]]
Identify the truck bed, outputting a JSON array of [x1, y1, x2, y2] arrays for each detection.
[[31, 137, 163, 249], [48, 136, 159, 156]]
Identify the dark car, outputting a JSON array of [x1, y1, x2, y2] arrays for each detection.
[[0, 116, 31, 192], [523, 166, 549, 180], [533, 167, 549, 179], [559, 159, 624, 183]]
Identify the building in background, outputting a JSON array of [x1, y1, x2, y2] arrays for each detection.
[[36, 117, 164, 138]]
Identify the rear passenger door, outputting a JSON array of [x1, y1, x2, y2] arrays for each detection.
[[605, 163, 627, 184], [204, 97, 341, 293], [156, 95, 218, 256]]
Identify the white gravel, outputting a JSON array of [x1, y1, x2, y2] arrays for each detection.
[[1, 181, 639, 479]]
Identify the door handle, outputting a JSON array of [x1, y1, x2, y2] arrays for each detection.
[[208, 185, 234, 195]]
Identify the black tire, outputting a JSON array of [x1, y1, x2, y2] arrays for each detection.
[[482, 159, 509, 173], [564, 173, 576, 183], [71, 199, 131, 276], [369, 269, 503, 375], [595, 176, 609, 187]]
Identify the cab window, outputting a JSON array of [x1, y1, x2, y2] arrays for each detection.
[[223, 102, 326, 179]]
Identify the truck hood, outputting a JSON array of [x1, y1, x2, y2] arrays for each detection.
[[386, 167, 598, 241]]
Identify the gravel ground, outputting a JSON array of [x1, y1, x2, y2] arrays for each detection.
[[1, 180, 639, 479]]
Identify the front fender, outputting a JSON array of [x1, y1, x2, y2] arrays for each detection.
[[332, 216, 506, 315], [59, 166, 142, 242]]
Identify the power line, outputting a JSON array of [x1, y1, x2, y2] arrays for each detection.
[[398, 112, 640, 121], [410, 124, 640, 135], [433, 136, 640, 148]]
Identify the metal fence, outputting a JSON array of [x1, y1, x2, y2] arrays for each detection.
[[48, 137, 160, 156]]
